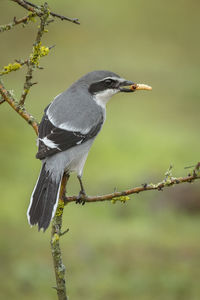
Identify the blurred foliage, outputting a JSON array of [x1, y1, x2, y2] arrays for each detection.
[[0, 0, 200, 299]]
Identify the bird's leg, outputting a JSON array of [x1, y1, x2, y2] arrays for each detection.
[[76, 175, 86, 205]]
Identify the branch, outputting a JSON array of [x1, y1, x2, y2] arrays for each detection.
[[51, 174, 69, 300], [12, 0, 80, 24], [0, 78, 38, 134], [2, 2, 200, 300], [24, 0, 80, 24], [2, 2, 80, 300], [0, 14, 35, 33], [11, 0, 44, 16], [64, 166, 200, 204], [19, 2, 50, 106]]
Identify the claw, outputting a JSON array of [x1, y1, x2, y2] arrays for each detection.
[[76, 191, 86, 205]]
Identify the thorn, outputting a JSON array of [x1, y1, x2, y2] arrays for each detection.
[[30, 82, 38, 86], [52, 286, 58, 291], [47, 19, 55, 24], [60, 228, 69, 236], [142, 183, 147, 189], [49, 44, 56, 50]]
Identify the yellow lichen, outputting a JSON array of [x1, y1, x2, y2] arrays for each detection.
[[40, 46, 49, 57], [52, 233, 59, 244], [111, 196, 130, 204], [30, 42, 49, 65], [28, 13, 37, 23], [0, 62, 21, 75], [55, 200, 64, 217]]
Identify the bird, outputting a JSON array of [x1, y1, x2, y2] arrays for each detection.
[[27, 70, 152, 231]]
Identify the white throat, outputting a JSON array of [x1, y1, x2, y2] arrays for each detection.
[[93, 89, 119, 108]]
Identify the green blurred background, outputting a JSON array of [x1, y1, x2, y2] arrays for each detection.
[[0, 0, 200, 299]]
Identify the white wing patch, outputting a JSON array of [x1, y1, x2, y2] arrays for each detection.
[[76, 139, 83, 145], [40, 137, 60, 149]]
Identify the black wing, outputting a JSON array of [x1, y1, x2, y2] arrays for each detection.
[[36, 113, 103, 160]]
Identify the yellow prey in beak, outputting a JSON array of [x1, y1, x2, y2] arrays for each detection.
[[119, 82, 152, 92], [131, 83, 152, 91]]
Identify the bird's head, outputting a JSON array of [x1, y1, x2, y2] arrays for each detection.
[[79, 70, 152, 107]]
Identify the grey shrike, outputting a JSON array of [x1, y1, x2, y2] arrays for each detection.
[[27, 70, 152, 231]]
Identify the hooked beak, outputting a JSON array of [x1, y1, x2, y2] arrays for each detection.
[[119, 81, 152, 93]]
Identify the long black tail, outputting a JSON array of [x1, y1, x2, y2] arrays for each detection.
[[27, 163, 62, 231]]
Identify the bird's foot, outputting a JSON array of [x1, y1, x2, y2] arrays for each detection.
[[76, 190, 87, 205]]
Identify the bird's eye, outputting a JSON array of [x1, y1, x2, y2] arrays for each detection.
[[104, 79, 113, 86]]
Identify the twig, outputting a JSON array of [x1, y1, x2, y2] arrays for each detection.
[[48, 11, 80, 24], [0, 78, 38, 134], [2, 2, 80, 300], [64, 171, 200, 204], [24, 0, 80, 24], [11, 0, 43, 16], [2, 3, 199, 300], [12, 0, 80, 24], [0, 14, 35, 33], [51, 174, 69, 300], [19, 2, 50, 106]]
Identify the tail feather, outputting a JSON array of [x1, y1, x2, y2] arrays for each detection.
[[27, 163, 62, 231]]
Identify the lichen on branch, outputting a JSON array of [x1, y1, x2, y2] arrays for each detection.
[[0, 62, 22, 75], [0, 12, 36, 33], [1, 3, 80, 300], [30, 42, 49, 65], [51, 174, 69, 300], [1, 2, 199, 300], [64, 165, 200, 204]]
